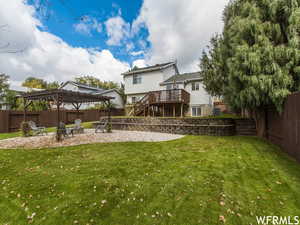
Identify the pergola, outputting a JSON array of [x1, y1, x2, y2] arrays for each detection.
[[21, 89, 114, 129]]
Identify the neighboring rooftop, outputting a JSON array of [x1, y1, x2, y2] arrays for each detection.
[[162, 72, 201, 84], [122, 62, 178, 76], [60, 81, 105, 92]]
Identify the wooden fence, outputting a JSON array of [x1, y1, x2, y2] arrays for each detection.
[[266, 92, 300, 162], [0, 109, 124, 133]]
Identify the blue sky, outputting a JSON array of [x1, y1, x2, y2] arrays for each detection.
[[29, 0, 147, 63], [0, 0, 228, 87]]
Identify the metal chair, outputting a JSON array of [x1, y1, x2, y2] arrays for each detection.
[[28, 121, 46, 136], [95, 118, 108, 133], [72, 119, 84, 134], [58, 122, 73, 137]]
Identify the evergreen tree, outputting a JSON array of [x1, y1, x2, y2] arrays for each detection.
[[200, 0, 300, 135]]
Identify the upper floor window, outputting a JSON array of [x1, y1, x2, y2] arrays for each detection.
[[192, 82, 200, 91], [166, 84, 179, 90], [133, 75, 142, 84]]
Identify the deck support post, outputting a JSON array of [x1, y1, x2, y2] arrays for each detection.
[[152, 106, 155, 117], [173, 104, 176, 117], [181, 103, 183, 118], [162, 104, 165, 117]]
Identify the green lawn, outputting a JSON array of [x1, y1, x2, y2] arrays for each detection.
[[0, 136, 300, 225]]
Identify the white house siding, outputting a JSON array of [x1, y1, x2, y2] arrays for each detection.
[[124, 67, 177, 95], [184, 82, 212, 116], [101, 90, 124, 109], [162, 65, 177, 81]]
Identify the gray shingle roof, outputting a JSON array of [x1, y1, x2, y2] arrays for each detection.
[[122, 62, 177, 76], [60, 81, 105, 92], [162, 72, 201, 84]]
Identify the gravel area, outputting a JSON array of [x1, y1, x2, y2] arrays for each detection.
[[0, 130, 184, 149]]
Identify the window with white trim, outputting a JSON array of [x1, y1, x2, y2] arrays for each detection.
[[132, 96, 137, 103], [192, 82, 200, 91], [133, 75, 142, 84], [192, 107, 201, 117]]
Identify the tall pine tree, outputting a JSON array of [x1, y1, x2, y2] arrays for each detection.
[[200, 0, 300, 136]]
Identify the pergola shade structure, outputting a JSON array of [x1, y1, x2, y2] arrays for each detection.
[[21, 89, 114, 131]]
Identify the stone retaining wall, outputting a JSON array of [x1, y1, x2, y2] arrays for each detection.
[[97, 117, 256, 136]]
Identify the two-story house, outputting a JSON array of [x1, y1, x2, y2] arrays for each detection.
[[122, 62, 213, 117]]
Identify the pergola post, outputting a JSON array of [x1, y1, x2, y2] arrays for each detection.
[[107, 100, 112, 133], [56, 94, 61, 129], [23, 98, 33, 122], [23, 98, 27, 122]]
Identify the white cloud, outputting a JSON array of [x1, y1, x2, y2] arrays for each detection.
[[0, 0, 129, 86], [130, 50, 144, 56], [133, 0, 229, 72], [132, 59, 146, 68], [105, 16, 130, 46], [73, 16, 102, 36]]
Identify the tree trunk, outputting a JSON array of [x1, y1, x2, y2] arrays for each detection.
[[252, 108, 267, 138]]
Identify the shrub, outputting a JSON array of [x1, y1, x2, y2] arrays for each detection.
[[21, 121, 31, 137]]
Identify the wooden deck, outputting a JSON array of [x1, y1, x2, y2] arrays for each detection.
[[133, 89, 190, 116]]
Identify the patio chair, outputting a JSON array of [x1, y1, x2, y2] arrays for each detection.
[[28, 121, 46, 136], [72, 119, 84, 134], [58, 122, 73, 137], [95, 118, 108, 133]]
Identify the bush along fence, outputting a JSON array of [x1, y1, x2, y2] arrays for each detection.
[[0, 109, 124, 133], [93, 117, 256, 136]]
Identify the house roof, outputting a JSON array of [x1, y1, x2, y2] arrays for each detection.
[[60, 81, 121, 97], [60, 81, 105, 92], [161, 72, 201, 84], [95, 88, 120, 95], [122, 62, 178, 76]]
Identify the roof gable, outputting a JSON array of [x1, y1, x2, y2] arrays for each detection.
[[60, 81, 105, 92], [161, 72, 201, 84], [122, 62, 178, 76]]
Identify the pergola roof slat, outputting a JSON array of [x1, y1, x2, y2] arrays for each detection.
[[21, 89, 114, 103]]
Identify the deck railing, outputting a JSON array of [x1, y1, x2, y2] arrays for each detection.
[[133, 89, 190, 115], [148, 89, 190, 104]]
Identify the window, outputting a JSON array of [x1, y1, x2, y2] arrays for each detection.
[[166, 84, 179, 90], [132, 96, 141, 103], [192, 107, 201, 117], [132, 96, 137, 103], [133, 75, 142, 84], [192, 82, 200, 91]]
